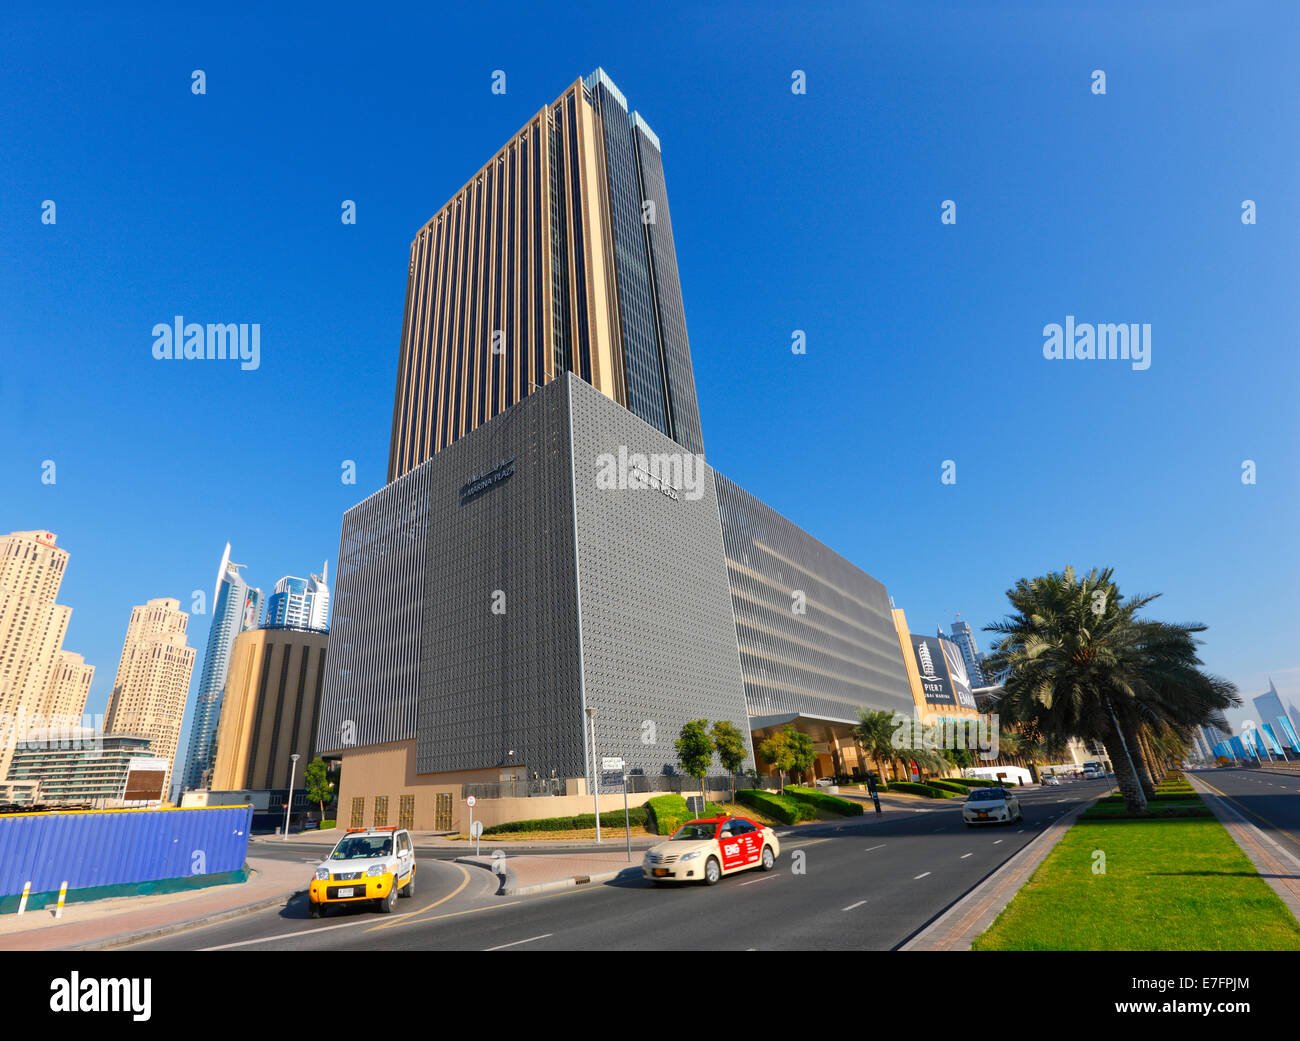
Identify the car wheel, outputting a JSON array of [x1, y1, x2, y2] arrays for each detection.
[[377, 884, 397, 914], [400, 870, 414, 898], [760, 846, 775, 871], [704, 857, 721, 886], [309, 902, 323, 919]]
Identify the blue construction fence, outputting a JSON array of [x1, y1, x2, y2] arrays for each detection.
[[0, 804, 253, 910]]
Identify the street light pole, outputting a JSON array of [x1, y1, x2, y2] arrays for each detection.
[[586, 707, 601, 843], [283, 753, 301, 841], [622, 773, 631, 861]]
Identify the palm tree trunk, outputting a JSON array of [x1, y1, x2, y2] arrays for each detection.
[[1124, 722, 1157, 799], [1103, 695, 1148, 813]]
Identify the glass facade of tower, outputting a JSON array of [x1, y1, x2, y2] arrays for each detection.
[[264, 570, 330, 633], [387, 69, 704, 480], [181, 549, 261, 790]]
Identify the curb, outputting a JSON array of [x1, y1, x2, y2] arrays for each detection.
[[455, 856, 641, 896], [62, 887, 308, 951], [900, 794, 1100, 951]]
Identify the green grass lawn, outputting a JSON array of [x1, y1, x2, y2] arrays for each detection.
[[973, 811, 1300, 950]]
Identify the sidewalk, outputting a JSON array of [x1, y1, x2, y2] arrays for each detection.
[[0, 855, 305, 951]]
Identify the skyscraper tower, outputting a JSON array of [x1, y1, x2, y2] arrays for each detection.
[[387, 68, 704, 481], [264, 563, 331, 633], [946, 616, 987, 687], [181, 544, 262, 790], [104, 598, 197, 789], [0, 530, 93, 780]]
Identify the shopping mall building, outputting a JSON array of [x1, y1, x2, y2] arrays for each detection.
[[315, 70, 976, 832]]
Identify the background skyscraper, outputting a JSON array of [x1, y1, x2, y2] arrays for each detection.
[[103, 598, 198, 789], [387, 68, 704, 481], [0, 530, 93, 781], [180, 544, 262, 790], [264, 564, 330, 632], [944, 616, 987, 688]]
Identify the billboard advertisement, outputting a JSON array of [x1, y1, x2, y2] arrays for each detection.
[[910, 634, 979, 709], [910, 635, 954, 705], [938, 638, 978, 710]]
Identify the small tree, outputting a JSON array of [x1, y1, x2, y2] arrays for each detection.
[[788, 728, 816, 784], [675, 719, 715, 814], [711, 720, 748, 805], [304, 758, 332, 820], [757, 727, 797, 792]]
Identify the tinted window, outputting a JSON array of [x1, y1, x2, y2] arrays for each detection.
[[967, 788, 1006, 802]]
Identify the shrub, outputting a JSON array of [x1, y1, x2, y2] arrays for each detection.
[[928, 780, 972, 795], [644, 794, 693, 836], [884, 781, 958, 799], [785, 785, 864, 816], [483, 806, 649, 835], [736, 789, 818, 824], [946, 778, 1003, 788]]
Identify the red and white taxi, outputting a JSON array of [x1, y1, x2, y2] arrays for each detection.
[[642, 816, 780, 885]]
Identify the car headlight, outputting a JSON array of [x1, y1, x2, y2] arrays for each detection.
[[680, 851, 702, 861], [366, 865, 387, 877], [314, 868, 329, 881]]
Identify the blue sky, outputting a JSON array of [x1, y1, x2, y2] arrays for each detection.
[[2, 0, 1296, 751]]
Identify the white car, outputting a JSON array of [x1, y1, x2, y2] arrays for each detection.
[[1042, 775, 1061, 786], [962, 787, 1022, 826]]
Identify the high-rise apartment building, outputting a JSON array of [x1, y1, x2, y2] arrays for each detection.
[[946, 616, 987, 687], [264, 565, 330, 632], [103, 598, 198, 788], [181, 544, 262, 790], [0, 530, 92, 781], [41, 650, 95, 724], [387, 68, 704, 480]]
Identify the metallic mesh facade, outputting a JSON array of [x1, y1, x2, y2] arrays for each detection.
[[316, 465, 429, 754], [567, 377, 751, 775], [712, 473, 915, 724], [415, 381, 584, 777], [388, 69, 705, 481]]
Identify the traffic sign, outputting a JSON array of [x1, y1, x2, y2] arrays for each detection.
[[466, 795, 477, 807], [601, 756, 625, 771], [470, 820, 484, 838]]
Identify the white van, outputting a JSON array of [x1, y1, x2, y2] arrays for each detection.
[[963, 765, 1033, 786]]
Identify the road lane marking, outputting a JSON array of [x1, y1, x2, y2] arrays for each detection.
[[739, 874, 781, 886], [367, 862, 473, 930], [960, 853, 972, 859], [864, 844, 886, 852], [993, 840, 1003, 844], [485, 933, 552, 950], [913, 872, 931, 880], [842, 900, 866, 911]]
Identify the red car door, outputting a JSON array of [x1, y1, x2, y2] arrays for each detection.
[[717, 821, 746, 871]]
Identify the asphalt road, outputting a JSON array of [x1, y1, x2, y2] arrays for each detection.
[[128, 780, 1111, 951], [1190, 765, 1300, 857]]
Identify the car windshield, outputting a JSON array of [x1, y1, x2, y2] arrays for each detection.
[[671, 822, 718, 841], [330, 836, 393, 860], [968, 788, 1006, 802]]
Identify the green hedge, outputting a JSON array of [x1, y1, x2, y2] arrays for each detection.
[[883, 781, 959, 799], [483, 806, 649, 835], [928, 780, 972, 795], [785, 785, 864, 816], [736, 789, 818, 824], [946, 778, 1002, 788]]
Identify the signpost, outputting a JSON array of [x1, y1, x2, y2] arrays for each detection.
[[470, 819, 484, 856], [466, 794, 477, 849]]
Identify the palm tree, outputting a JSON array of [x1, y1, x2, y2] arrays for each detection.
[[983, 567, 1239, 813], [852, 710, 898, 782]]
